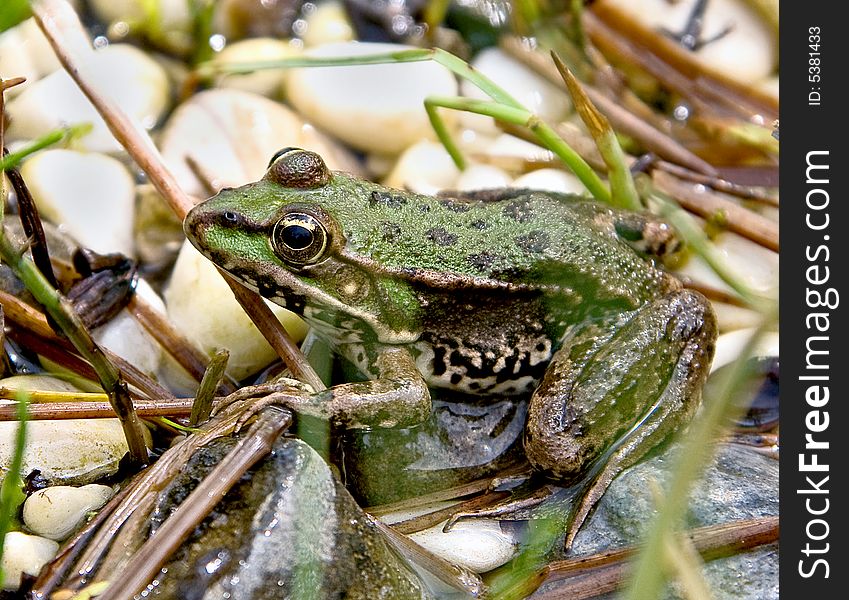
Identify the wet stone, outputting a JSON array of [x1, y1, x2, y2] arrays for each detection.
[[343, 393, 528, 505], [536, 443, 778, 599], [150, 436, 433, 599]]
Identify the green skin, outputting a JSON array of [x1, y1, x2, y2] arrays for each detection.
[[184, 149, 717, 545]]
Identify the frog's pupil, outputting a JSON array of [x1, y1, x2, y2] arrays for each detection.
[[282, 224, 313, 250]]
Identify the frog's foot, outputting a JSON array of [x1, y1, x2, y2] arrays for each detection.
[[217, 347, 432, 431], [524, 289, 717, 549]]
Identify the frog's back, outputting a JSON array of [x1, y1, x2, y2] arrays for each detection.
[[327, 180, 670, 307]]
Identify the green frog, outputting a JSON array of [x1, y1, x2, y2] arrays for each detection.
[[184, 148, 717, 546]]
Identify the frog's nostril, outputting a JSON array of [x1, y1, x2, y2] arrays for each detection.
[[223, 210, 239, 222]]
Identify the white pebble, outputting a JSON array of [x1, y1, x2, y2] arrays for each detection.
[[159, 88, 358, 199], [512, 168, 587, 194], [20, 149, 136, 257], [382, 141, 460, 195], [488, 134, 556, 163], [23, 484, 115, 541], [460, 48, 571, 134], [674, 231, 777, 296], [92, 279, 164, 377], [301, 1, 355, 47], [161, 241, 309, 390], [0, 376, 146, 484], [88, 0, 192, 52], [604, 0, 776, 83], [454, 164, 512, 191], [214, 38, 299, 97], [710, 302, 762, 333], [409, 520, 519, 573], [6, 44, 170, 153], [0, 18, 62, 98], [1, 532, 59, 591], [711, 329, 779, 374], [287, 42, 459, 155]]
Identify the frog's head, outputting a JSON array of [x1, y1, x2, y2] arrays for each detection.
[[183, 148, 422, 344]]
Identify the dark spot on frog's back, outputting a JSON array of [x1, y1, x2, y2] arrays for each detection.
[[425, 228, 458, 247], [504, 198, 533, 222], [515, 230, 550, 253], [370, 190, 407, 209], [467, 251, 498, 272], [439, 198, 471, 213], [469, 219, 489, 230], [381, 221, 402, 241]]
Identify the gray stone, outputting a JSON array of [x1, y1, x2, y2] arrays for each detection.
[[151, 436, 434, 599], [538, 442, 778, 599]]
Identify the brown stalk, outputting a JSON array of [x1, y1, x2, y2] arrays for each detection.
[[31, 0, 324, 393], [588, 1, 778, 120], [0, 289, 175, 400], [656, 160, 779, 206], [653, 170, 778, 251], [0, 398, 194, 421], [388, 490, 511, 535]]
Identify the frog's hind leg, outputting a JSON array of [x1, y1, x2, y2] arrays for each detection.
[[524, 289, 717, 549]]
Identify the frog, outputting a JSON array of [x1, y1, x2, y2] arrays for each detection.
[[183, 148, 717, 547]]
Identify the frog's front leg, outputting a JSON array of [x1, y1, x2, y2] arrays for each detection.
[[524, 289, 717, 548], [221, 346, 431, 430]]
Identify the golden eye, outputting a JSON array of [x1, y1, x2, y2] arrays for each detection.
[[264, 148, 331, 189], [271, 212, 329, 266]]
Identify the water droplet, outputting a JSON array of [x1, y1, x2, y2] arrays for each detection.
[[209, 34, 226, 52]]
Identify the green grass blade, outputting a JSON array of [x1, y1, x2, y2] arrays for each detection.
[[0, 391, 29, 588]]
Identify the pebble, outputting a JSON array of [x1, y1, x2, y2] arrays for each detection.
[[564, 443, 778, 599], [213, 37, 299, 97], [20, 149, 136, 257], [711, 328, 779, 374], [22, 484, 115, 541], [512, 168, 587, 194], [382, 140, 461, 195], [6, 43, 170, 153], [301, 1, 355, 47], [92, 279, 165, 378], [158, 88, 359, 200], [674, 231, 777, 298], [0, 375, 148, 485], [160, 241, 309, 390], [460, 47, 571, 134], [454, 164, 512, 191], [0, 18, 62, 98], [287, 41, 459, 155], [0, 532, 59, 591], [409, 520, 519, 573], [602, 0, 777, 83], [488, 133, 557, 163], [88, 0, 192, 53]]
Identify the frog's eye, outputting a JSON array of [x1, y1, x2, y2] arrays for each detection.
[[264, 148, 331, 189], [271, 212, 329, 266]]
